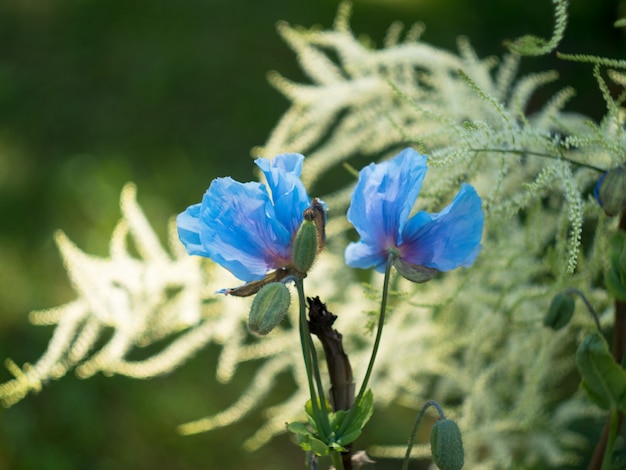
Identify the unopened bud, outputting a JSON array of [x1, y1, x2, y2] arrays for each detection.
[[247, 282, 291, 336], [430, 418, 464, 470], [393, 257, 438, 283], [543, 292, 575, 330], [594, 166, 626, 217], [304, 198, 327, 252], [292, 219, 318, 276]]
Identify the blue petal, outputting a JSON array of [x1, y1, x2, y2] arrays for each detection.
[[347, 147, 427, 251], [198, 177, 293, 282], [176, 203, 204, 256], [593, 172, 606, 207], [256, 153, 310, 235], [400, 183, 484, 271], [345, 240, 388, 272], [261, 152, 304, 177]]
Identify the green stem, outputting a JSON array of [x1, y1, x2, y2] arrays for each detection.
[[296, 279, 330, 439], [308, 329, 331, 421], [601, 408, 620, 470], [589, 214, 626, 470], [330, 450, 345, 470], [338, 254, 394, 435], [564, 288, 602, 331], [401, 400, 446, 470]]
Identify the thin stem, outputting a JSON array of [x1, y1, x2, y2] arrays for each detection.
[[616, 213, 626, 366], [308, 332, 331, 421], [338, 254, 394, 435], [601, 409, 620, 470], [296, 279, 330, 439], [588, 213, 626, 470], [401, 400, 446, 470], [330, 450, 345, 470], [564, 288, 602, 331], [469, 147, 606, 172], [355, 253, 394, 402]]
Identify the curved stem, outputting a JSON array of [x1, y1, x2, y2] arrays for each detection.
[[401, 400, 446, 470], [338, 254, 394, 435], [564, 288, 602, 331]]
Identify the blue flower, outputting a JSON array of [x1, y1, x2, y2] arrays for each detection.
[[177, 153, 311, 285], [594, 165, 626, 217], [345, 148, 484, 281]]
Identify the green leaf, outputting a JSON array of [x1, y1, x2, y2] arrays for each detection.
[[576, 331, 626, 412], [609, 231, 626, 272], [334, 389, 374, 446], [287, 421, 313, 437], [288, 422, 330, 456], [605, 231, 626, 301], [309, 437, 330, 456], [329, 442, 348, 452], [337, 429, 362, 447], [607, 266, 626, 301]]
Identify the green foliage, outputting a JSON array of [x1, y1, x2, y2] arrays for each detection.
[[543, 291, 575, 330], [576, 331, 626, 413], [2, 0, 625, 468], [289, 389, 374, 455], [606, 231, 626, 301], [504, 0, 568, 56]]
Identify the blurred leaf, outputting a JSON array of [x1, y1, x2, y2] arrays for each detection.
[[576, 331, 626, 412], [606, 231, 626, 301]]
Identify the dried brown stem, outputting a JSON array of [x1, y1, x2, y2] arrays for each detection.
[[307, 296, 355, 470]]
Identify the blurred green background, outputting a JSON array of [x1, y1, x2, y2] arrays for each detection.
[[0, 0, 623, 468]]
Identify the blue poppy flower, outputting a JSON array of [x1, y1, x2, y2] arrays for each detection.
[[594, 166, 626, 217], [345, 148, 484, 282], [177, 153, 311, 285]]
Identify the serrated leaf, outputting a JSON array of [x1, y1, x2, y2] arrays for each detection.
[[576, 331, 626, 412]]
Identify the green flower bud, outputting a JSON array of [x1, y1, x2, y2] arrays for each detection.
[[247, 282, 291, 336], [393, 257, 438, 283], [594, 166, 626, 217], [430, 418, 464, 470], [543, 292, 575, 330], [292, 219, 318, 276]]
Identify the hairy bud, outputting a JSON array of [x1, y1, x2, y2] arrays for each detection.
[[247, 282, 291, 336], [292, 220, 318, 276], [430, 418, 464, 470]]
